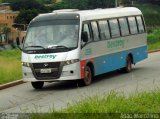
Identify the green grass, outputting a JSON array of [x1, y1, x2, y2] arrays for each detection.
[[63, 91, 160, 113], [148, 29, 160, 51], [0, 49, 22, 85], [31, 91, 160, 119]]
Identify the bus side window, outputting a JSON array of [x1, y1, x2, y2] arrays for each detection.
[[136, 16, 145, 33], [109, 19, 120, 38], [82, 23, 91, 45], [91, 21, 100, 41], [98, 20, 110, 40], [119, 17, 129, 36], [128, 17, 138, 34]]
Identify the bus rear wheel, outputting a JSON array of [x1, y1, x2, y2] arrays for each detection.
[[83, 66, 92, 86], [31, 82, 44, 89], [124, 56, 132, 73]]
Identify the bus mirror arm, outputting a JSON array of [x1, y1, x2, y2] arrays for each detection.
[[82, 32, 88, 43], [16, 37, 22, 51]]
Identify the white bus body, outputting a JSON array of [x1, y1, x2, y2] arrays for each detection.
[[21, 7, 148, 89]]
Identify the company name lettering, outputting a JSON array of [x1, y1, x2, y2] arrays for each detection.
[[34, 55, 57, 59], [107, 39, 125, 49]]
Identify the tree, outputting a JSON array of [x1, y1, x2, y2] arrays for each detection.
[[88, 0, 115, 8], [52, 0, 115, 10], [55, 0, 89, 10], [7, 0, 50, 25], [67, 0, 89, 10], [15, 9, 39, 24], [38, 0, 52, 4], [138, 0, 160, 5], [11, 0, 45, 11]]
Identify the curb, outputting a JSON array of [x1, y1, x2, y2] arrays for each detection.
[[0, 80, 24, 90], [0, 50, 159, 90], [148, 49, 160, 53]]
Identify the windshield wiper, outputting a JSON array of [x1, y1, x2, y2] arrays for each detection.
[[23, 45, 45, 50], [48, 45, 70, 50], [56, 45, 70, 50]]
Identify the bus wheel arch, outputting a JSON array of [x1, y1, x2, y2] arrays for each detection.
[[87, 62, 95, 78]]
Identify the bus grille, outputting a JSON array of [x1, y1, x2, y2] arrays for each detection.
[[32, 62, 61, 80]]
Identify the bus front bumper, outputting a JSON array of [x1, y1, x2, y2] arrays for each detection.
[[22, 62, 81, 82]]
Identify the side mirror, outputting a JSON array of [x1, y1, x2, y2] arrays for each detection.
[[16, 37, 22, 50], [81, 32, 88, 43]]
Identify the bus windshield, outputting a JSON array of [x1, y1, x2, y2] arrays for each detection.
[[23, 20, 79, 51]]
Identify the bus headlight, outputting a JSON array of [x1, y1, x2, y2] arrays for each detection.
[[64, 59, 79, 66], [22, 62, 30, 67]]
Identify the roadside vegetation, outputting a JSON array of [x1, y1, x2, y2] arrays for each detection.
[[63, 91, 160, 113], [148, 29, 160, 51], [32, 91, 160, 118], [135, 4, 160, 51], [135, 4, 160, 29], [0, 49, 22, 84]]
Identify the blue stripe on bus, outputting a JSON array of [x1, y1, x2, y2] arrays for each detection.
[[94, 45, 148, 76]]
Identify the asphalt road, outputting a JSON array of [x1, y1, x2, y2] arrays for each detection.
[[0, 52, 160, 113]]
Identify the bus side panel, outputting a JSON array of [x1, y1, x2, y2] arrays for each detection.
[[132, 45, 148, 64], [94, 51, 126, 76], [94, 45, 148, 76]]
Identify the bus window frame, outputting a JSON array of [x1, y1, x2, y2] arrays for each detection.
[[136, 15, 146, 33], [81, 22, 93, 48], [90, 21, 101, 42], [118, 17, 130, 37], [128, 16, 138, 35], [108, 18, 121, 38], [81, 15, 146, 49], [97, 20, 111, 40]]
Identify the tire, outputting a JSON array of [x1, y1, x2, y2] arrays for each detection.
[[124, 56, 132, 73], [31, 82, 44, 89], [83, 66, 92, 86]]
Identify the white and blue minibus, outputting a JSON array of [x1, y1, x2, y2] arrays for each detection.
[[17, 7, 148, 89]]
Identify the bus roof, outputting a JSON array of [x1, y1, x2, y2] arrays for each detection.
[[75, 7, 142, 21], [32, 7, 142, 23]]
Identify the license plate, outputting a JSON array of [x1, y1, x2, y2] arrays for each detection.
[[40, 68, 52, 74]]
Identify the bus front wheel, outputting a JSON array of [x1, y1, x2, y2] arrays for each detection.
[[83, 65, 92, 86], [31, 82, 44, 89]]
